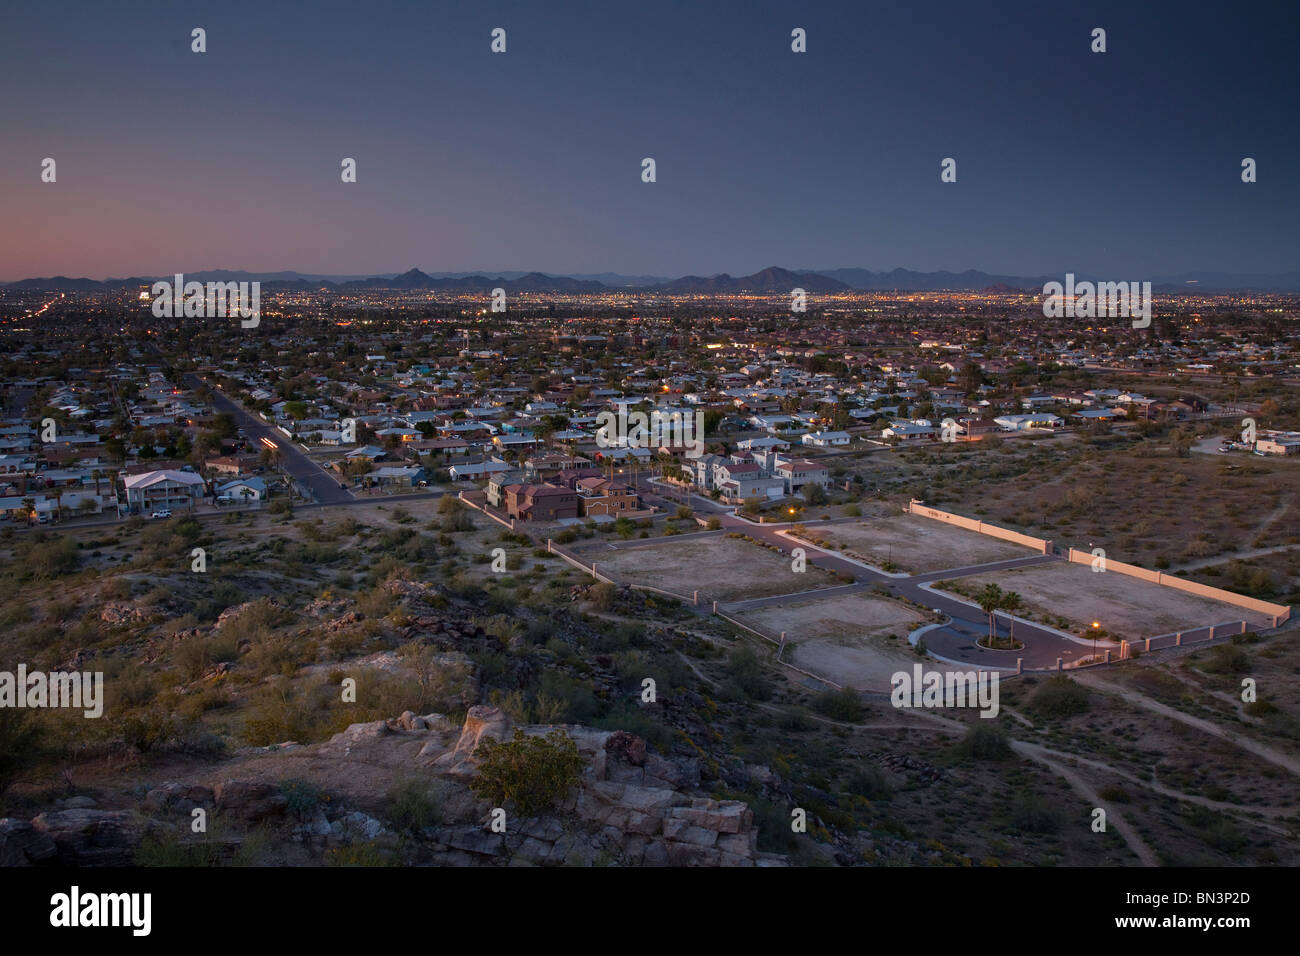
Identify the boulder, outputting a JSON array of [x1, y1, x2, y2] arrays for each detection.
[[0, 819, 58, 866], [431, 706, 512, 775], [30, 809, 146, 865], [324, 720, 390, 756], [213, 781, 288, 821], [605, 731, 648, 767]]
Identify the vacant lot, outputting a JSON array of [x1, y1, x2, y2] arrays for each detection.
[[813, 514, 1036, 574], [583, 534, 839, 603], [935, 561, 1271, 641], [734, 591, 935, 690]]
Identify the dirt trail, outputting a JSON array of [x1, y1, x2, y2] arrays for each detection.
[[1071, 670, 1300, 776], [1011, 740, 1158, 865]]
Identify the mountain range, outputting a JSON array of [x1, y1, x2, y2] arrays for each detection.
[[6, 266, 1300, 294]]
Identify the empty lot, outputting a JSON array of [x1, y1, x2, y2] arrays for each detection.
[[583, 534, 839, 603], [733, 591, 935, 690], [934, 561, 1271, 641], [813, 514, 1036, 574]]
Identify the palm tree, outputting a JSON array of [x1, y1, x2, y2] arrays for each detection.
[[976, 583, 1004, 646], [21, 496, 35, 527], [998, 591, 1024, 648], [92, 468, 103, 498]]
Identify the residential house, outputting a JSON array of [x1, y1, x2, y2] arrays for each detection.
[[575, 477, 641, 517], [122, 469, 205, 513], [504, 483, 579, 521], [802, 430, 850, 447]]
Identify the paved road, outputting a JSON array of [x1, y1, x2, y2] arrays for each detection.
[[187, 373, 354, 505]]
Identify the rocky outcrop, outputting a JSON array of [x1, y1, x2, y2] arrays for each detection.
[[100, 602, 144, 626], [0, 818, 59, 866], [29, 809, 151, 865], [430, 705, 513, 776], [4, 706, 776, 868]]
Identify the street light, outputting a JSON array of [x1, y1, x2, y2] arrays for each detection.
[[1091, 621, 1100, 659]]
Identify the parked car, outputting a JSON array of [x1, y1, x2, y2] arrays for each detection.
[[150, 510, 172, 519]]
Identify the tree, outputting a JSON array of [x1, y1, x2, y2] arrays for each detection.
[[21, 497, 35, 527], [468, 729, 584, 816], [998, 591, 1024, 647], [976, 583, 1004, 644], [103, 437, 127, 464], [212, 412, 238, 439]]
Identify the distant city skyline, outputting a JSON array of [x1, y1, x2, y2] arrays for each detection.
[[2, 0, 1297, 280]]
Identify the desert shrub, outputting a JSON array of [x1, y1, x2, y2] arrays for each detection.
[[592, 703, 674, 752], [280, 778, 325, 819], [750, 796, 800, 854], [118, 708, 179, 752], [845, 764, 891, 800], [174, 632, 241, 681], [385, 777, 440, 831], [535, 671, 601, 724], [324, 842, 396, 866], [952, 724, 1011, 761], [812, 687, 866, 722], [1027, 676, 1089, 718], [135, 829, 228, 867], [1200, 644, 1249, 675], [440, 506, 473, 533], [20, 535, 80, 580], [720, 647, 773, 702], [0, 709, 43, 797], [468, 729, 584, 816], [1181, 805, 1246, 853], [588, 582, 619, 611], [1004, 793, 1063, 833]]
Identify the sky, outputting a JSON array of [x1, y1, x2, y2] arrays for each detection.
[[1, 0, 1297, 281]]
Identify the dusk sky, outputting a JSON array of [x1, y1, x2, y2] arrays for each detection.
[[1, 0, 1297, 280]]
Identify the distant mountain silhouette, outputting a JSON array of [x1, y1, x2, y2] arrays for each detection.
[[653, 267, 849, 294], [6, 266, 1300, 293]]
